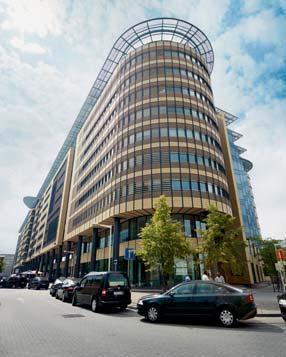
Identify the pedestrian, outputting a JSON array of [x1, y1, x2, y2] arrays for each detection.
[[185, 275, 191, 282], [214, 272, 225, 284], [202, 271, 209, 281]]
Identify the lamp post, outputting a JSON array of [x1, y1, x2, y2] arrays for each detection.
[[94, 224, 113, 271]]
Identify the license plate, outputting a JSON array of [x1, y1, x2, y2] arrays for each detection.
[[114, 291, 124, 296]]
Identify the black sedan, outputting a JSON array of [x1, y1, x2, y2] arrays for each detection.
[[277, 292, 286, 322], [56, 278, 80, 302], [50, 277, 65, 297], [27, 277, 49, 290], [137, 281, 256, 327], [0, 275, 27, 288]]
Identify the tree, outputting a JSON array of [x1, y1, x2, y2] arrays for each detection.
[[0, 258, 4, 274], [197, 205, 246, 276], [255, 238, 278, 276], [137, 195, 192, 288]]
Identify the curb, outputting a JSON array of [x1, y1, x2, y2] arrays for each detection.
[[128, 305, 281, 317]]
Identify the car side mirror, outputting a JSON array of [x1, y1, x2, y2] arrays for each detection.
[[168, 291, 175, 297]]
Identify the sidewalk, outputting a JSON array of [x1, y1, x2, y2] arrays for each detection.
[[130, 285, 281, 317]]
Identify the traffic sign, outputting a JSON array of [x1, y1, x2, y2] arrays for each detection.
[[124, 248, 135, 260]]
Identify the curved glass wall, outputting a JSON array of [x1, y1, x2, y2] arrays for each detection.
[[227, 130, 261, 239]]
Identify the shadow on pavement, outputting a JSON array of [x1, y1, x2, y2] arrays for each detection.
[[138, 316, 285, 333]]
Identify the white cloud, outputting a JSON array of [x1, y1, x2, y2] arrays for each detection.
[[1, 0, 65, 37], [235, 100, 286, 239], [10, 37, 48, 54]]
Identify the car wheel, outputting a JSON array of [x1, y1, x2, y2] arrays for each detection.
[[146, 305, 161, 323], [91, 297, 99, 313], [217, 307, 237, 327], [72, 293, 77, 306], [119, 304, 127, 311], [282, 317, 286, 322]]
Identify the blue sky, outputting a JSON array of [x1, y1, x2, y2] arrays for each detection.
[[0, 0, 285, 253]]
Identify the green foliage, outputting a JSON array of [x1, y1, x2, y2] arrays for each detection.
[[254, 238, 278, 276], [137, 195, 192, 286], [197, 205, 246, 273], [0, 258, 4, 273]]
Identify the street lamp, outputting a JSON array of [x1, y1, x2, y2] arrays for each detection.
[[94, 224, 113, 271]]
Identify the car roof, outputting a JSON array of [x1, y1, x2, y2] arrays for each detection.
[[85, 271, 122, 276]]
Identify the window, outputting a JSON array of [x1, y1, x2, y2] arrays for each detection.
[[172, 180, 181, 190], [172, 283, 195, 295], [169, 128, 177, 137], [195, 283, 224, 294], [182, 180, 190, 190], [191, 181, 199, 191], [170, 152, 179, 162], [108, 273, 128, 287], [180, 153, 188, 163], [80, 278, 88, 288], [160, 128, 168, 137]]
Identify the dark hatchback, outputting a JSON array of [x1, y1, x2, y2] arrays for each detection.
[[56, 278, 80, 302], [72, 271, 131, 312], [277, 292, 286, 322], [50, 277, 65, 297], [27, 277, 49, 290], [137, 281, 256, 327]]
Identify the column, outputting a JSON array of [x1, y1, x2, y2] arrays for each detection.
[[63, 241, 71, 277], [44, 252, 50, 276], [56, 245, 63, 278], [138, 260, 142, 288], [112, 217, 120, 271], [90, 228, 98, 271], [74, 236, 83, 278], [38, 255, 44, 273], [48, 249, 55, 282]]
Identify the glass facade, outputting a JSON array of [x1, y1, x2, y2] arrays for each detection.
[[228, 130, 261, 239]]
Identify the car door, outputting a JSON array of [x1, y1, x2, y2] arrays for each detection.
[[76, 277, 88, 304], [191, 282, 221, 316], [165, 283, 196, 315]]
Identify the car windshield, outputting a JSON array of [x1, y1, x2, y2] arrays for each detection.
[[108, 274, 128, 287]]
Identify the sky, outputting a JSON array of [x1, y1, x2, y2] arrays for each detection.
[[0, 0, 285, 253]]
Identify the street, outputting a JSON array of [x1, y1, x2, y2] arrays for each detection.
[[0, 289, 285, 357]]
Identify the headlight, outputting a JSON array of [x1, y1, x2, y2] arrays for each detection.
[[279, 299, 286, 306], [138, 300, 144, 305]]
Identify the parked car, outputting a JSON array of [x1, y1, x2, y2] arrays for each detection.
[[27, 277, 49, 290], [277, 292, 286, 321], [56, 278, 80, 302], [0, 275, 27, 288], [72, 271, 131, 312], [50, 277, 65, 297], [137, 281, 257, 327]]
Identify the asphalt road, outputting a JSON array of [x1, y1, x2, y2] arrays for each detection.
[[0, 289, 285, 357]]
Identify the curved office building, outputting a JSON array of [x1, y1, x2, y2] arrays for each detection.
[[14, 19, 263, 286], [65, 19, 231, 284]]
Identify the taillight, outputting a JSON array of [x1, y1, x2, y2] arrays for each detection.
[[101, 288, 107, 298], [246, 294, 254, 304], [67, 287, 74, 291]]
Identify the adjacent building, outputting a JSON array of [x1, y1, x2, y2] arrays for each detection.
[[14, 18, 263, 285], [0, 254, 15, 277]]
